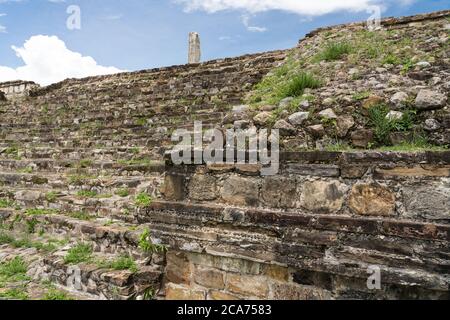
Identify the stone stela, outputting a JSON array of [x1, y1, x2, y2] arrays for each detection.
[[188, 32, 201, 64]]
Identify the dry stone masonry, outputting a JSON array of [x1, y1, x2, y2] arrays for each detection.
[[188, 32, 201, 64], [0, 10, 449, 300]]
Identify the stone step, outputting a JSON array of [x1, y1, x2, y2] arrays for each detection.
[[0, 171, 163, 196], [0, 158, 166, 175], [0, 243, 162, 300], [133, 200, 450, 294], [0, 114, 223, 133], [0, 212, 165, 300]]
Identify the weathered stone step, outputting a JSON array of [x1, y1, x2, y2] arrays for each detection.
[[0, 171, 163, 195], [0, 242, 162, 300], [0, 159, 166, 175], [0, 113, 222, 133]]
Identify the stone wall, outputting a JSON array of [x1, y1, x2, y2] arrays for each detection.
[[135, 151, 450, 300], [0, 80, 39, 100]]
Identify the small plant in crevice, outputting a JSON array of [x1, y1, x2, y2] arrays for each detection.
[[76, 190, 98, 198], [279, 72, 322, 99], [143, 287, 156, 300], [26, 218, 39, 234], [135, 193, 153, 208], [45, 192, 58, 203], [317, 42, 352, 61], [25, 208, 58, 216], [367, 104, 418, 146], [96, 255, 138, 273], [42, 289, 73, 301], [0, 198, 15, 209], [138, 228, 166, 254], [115, 188, 130, 198], [64, 243, 93, 265], [0, 256, 29, 283]]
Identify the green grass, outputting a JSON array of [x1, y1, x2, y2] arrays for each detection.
[[0, 257, 29, 284], [117, 159, 153, 166], [115, 188, 130, 198], [135, 193, 153, 208], [64, 243, 93, 265], [279, 73, 322, 98], [45, 192, 58, 203], [0, 233, 57, 253], [96, 255, 138, 273], [138, 228, 166, 254], [0, 198, 15, 209], [78, 159, 93, 169], [42, 289, 73, 300], [25, 208, 58, 216], [68, 174, 96, 185], [17, 167, 33, 174], [0, 288, 29, 300], [76, 190, 98, 198], [317, 42, 352, 61], [352, 91, 371, 101], [68, 211, 95, 221], [368, 104, 417, 145]]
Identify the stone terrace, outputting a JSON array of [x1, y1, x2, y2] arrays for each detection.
[[0, 11, 449, 300]]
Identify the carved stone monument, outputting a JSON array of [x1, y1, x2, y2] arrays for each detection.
[[188, 32, 201, 64]]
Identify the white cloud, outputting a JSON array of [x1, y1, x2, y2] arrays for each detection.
[[242, 15, 267, 32], [175, 0, 411, 16], [0, 35, 124, 86], [0, 13, 6, 33]]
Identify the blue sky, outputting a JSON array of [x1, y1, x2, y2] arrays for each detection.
[[0, 0, 448, 85]]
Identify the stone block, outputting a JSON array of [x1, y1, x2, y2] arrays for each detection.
[[403, 184, 450, 220], [261, 264, 290, 282], [300, 180, 347, 213], [348, 183, 396, 216], [261, 176, 297, 208], [188, 174, 218, 201], [162, 174, 185, 201], [208, 290, 240, 300], [166, 283, 206, 300], [226, 274, 269, 298], [193, 266, 225, 290], [166, 251, 191, 285], [271, 283, 332, 300], [221, 176, 260, 207]]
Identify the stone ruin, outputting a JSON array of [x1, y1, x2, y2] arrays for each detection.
[[0, 80, 39, 100], [0, 10, 448, 300], [188, 32, 201, 64]]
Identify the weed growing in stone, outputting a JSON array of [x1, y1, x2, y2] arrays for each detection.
[[135, 193, 153, 207], [0, 233, 57, 253], [76, 190, 98, 198], [0, 257, 29, 283], [64, 243, 93, 264], [280, 73, 322, 98], [138, 228, 166, 253], [0, 198, 15, 209], [0, 287, 29, 300], [45, 192, 58, 203], [115, 188, 130, 197], [25, 208, 59, 216], [96, 255, 138, 273], [317, 42, 352, 61], [42, 288, 73, 300]]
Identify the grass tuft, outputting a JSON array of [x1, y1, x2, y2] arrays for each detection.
[[64, 243, 93, 265], [318, 42, 352, 61]]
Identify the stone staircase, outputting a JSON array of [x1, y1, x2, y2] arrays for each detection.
[[0, 50, 287, 300]]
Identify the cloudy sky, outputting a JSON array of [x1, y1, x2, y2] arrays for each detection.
[[0, 0, 448, 85]]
